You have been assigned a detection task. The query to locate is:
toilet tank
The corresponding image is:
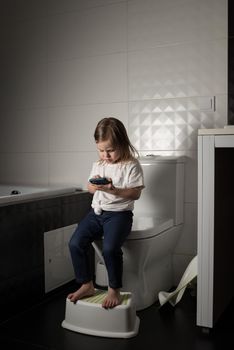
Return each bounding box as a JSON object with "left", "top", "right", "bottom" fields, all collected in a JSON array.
[{"left": 134, "top": 155, "right": 185, "bottom": 225}]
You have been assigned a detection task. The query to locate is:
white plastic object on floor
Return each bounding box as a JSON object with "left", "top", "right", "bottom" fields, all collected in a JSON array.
[
  {"left": 158, "top": 255, "right": 197, "bottom": 307},
  {"left": 61, "top": 289, "right": 140, "bottom": 338}
]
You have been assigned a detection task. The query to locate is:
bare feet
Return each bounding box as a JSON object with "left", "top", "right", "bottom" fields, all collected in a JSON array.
[
  {"left": 102, "top": 287, "right": 121, "bottom": 309},
  {"left": 67, "top": 281, "right": 95, "bottom": 303}
]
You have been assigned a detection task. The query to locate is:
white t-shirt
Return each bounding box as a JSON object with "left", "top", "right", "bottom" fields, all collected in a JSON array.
[{"left": 89, "top": 159, "right": 144, "bottom": 212}]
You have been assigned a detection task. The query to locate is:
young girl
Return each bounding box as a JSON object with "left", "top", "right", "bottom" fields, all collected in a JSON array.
[{"left": 68, "top": 117, "right": 144, "bottom": 308}]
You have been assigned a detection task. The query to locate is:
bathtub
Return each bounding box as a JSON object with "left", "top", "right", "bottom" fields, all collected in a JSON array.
[
  {"left": 0, "top": 184, "right": 92, "bottom": 322},
  {"left": 0, "top": 184, "right": 80, "bottom": 206}
]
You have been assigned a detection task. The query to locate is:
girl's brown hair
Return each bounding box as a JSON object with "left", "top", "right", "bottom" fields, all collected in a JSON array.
[{"left": 94, "top": 117, "right": 139, "bottom": 161}]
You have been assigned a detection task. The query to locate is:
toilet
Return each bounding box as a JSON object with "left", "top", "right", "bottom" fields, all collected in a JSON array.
[{"left": 93, "top": 155, "right": 185, "bottom": 311}]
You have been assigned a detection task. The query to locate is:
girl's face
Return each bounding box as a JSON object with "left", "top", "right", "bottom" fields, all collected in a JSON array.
[{"left": 96, "top": 140, "right": 120, "bottom": 163}]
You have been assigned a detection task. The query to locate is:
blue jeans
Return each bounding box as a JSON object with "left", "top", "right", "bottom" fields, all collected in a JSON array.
[{"left": 69, "top": 209, "right": 133, "bottom": 289}]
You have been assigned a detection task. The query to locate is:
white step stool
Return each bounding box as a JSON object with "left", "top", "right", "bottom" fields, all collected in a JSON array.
[{"left": 61, "top": 289, "right": 140, "bottom": 338}]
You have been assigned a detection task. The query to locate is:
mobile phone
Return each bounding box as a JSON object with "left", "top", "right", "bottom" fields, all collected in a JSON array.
[{"left": 89, "top": 177, "right": 111, "bottom": 185}]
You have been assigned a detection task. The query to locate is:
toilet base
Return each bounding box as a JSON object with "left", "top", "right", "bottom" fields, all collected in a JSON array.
[
  {"left": 93, "top": 225, "right": 183, "bottom": 311},
  {"left": 62, "top": 289, "right": 140, "bottom": 338}
]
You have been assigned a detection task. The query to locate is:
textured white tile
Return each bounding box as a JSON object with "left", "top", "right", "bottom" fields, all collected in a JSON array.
[
  {"left": 129, "top": 96, "right": 227, "bottom": 152},
  {"left": 49, "top": 103, "right": 128, "bottom": 152},
  {"left": 128, "top": 0, "right": 227, "bottom": 50},
  {"left": 49, "top": 152, "right": 98, "bottom": 188},
  {"left": 0, "top": 109, "right": 48, "bottom": 153},
  {"left": 0, "top": 153, "right": 49, "bottom": 185},
  {"left": 128, "top": 39, "right": 227, "bottom": 101},
  {"left": 128, "top": 45, "right": 189, "bottom": 101}
]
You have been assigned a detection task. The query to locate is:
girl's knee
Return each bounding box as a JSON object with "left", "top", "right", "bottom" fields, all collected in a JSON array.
[
  {"left": 102, "top": 246, "right": 122, "bottom": 259},
  {"left": 68, "top": 236, "right": 77, "bottom": 252},
  {"left": 69, "top": 233, "right": 83, "bottom": 250},
  {"left": 69, "top": 231, "right": 91, "bottom": 253}
]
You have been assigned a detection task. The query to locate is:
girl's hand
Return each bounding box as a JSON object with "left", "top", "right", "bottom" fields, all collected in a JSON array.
[
  {"left": 92, "top": 178, "right": 113, "bottom": 191},
  {"left": 87, "top": 175, "right": 101, "bottom": 193},
  {"left": 87, "top": 176, "right": 113, "bottom": 193}
]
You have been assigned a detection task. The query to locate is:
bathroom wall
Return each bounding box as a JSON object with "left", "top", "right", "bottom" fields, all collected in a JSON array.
[{"left": 0, "top": 0, "right": 227, "bottom": 283}]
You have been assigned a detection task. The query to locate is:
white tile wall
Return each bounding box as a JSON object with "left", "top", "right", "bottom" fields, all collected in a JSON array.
[
  {"left": 1, "top": 0, "right": 48, "bottom": 20},
  {"left": 128, "top": 39, "right": 227, "bottom": 100},
  {"left": 47, "top": 3, "right": 127, "bottom": 61},
  {"left": 82, "top": 3, "right": 127, "bottom": 56},
  {"left": 128, "top": 95, "right": 227, "bottom": 152},
  {"left": 128, "top": 0, "right": 227, "bottom": 50},
  {"left": 48, "top": 103, "right": 128, "bottom": 152},
  {"left": 47, "top": 12, "right": 85, "bottom": 62},
  {"left": 1, "top": 60, "right": 48, "bottom": 109},
  {"left": 47, "top": 59, "right": 85, "bottom": 106},
  {"left": 14, "top": 61, "right": 48, "bottom": 108},
  {"left": 82, "top": 53, "right": 128, "bottom": 104},
  {"left": 48, "top": 152, "right": 97, "bottom": 188},
  {"left": 0, "top": 153, "right": 49, "bottom": 185},
  {"left": 0, "top": 0, "right": 228, "bottom": 279},
  {"left": 48, "top": 53, "right": 127, "bottom": 106},
  {"left": 1, "top": 18, "right": 48, "bottom": 63},
  {"left": 0, "top": 109, "right": 48, "bottom": 153},
  {"left": 47, "top": 0, "right": 126, "bottom": 15}
]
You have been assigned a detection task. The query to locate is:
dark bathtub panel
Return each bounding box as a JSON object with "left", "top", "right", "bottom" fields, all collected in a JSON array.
[
  {"left": 0, "top": 202, "right": 61, "bottom": 280},
  {"left": 0, "top": 191, "right": 92, "bottom": 322},
  {"left": 62, "top": 192, "right": 92, "bottom": 226}
]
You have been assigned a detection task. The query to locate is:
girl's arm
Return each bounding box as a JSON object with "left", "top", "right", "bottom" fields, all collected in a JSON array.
[
  {"left": 110, "top": 186, "right": 143, "bottom": 200},
  {"left": 92, "top": 182, "right": 144, "bottom": 200}
]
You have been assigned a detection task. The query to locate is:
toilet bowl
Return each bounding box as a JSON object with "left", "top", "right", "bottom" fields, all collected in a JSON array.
[{"left": 94, "top": 155, "right": 185, "bottom": 310}]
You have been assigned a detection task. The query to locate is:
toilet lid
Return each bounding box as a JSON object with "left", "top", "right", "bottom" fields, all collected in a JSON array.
[{"left": 127, "top": 217, "right": 174, "bottom": 240}]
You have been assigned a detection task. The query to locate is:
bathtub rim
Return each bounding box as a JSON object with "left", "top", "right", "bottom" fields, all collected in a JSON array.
[{"left": 0, "top": 184, "right": 84, "bottom": 207}]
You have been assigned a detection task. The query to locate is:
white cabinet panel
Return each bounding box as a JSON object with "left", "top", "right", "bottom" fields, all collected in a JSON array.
[
  {"left": 44, "top": 224, "right": 77, "bottom": 293},
  {"left": 197, "top": 131, "right": 234, "bottom": 329}
]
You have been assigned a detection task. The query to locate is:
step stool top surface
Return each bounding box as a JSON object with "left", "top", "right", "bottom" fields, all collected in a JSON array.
[{"left": 80, "top": 289, "right": 131, "bottom": 305}]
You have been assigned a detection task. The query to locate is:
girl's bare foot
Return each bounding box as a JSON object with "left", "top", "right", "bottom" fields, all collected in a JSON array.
[
  {"left": 67, "top": 281, "right": 95, "bottom": 303},
  {"left": 102, "top": 287, "right": 121, "bottom": 309}
]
